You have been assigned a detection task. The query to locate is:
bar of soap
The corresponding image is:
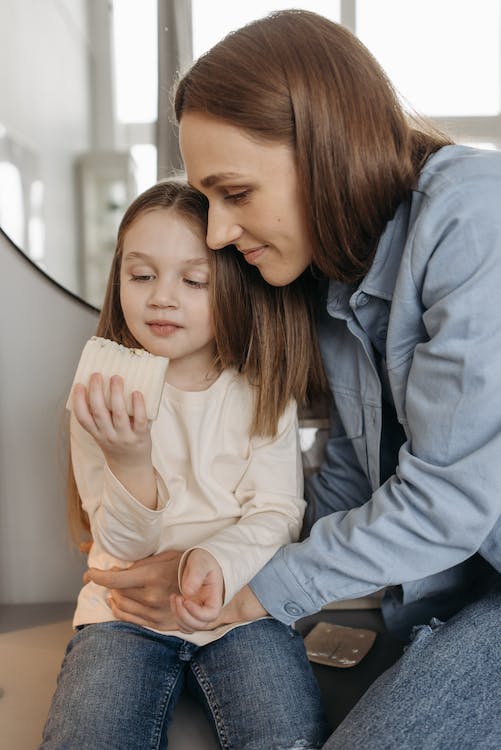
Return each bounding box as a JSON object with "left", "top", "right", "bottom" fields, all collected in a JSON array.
[
  {"left": 66, "top": 337, "right": 169, "bottom": 421},
  {"left": 304, "top": 622, "right": 376, "bottom": 668}
]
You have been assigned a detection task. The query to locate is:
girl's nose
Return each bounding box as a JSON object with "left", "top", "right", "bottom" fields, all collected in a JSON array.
[
  {"left": 148, "top": 279, "right": 178, "bottom": 308},
  {"left": 206, "top": 205, "right": 243, "bottom": 250}
]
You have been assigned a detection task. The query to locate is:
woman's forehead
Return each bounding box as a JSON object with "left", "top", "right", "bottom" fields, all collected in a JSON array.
[{"left": 179, "top": 112, "right": 293, "bottom": 186}]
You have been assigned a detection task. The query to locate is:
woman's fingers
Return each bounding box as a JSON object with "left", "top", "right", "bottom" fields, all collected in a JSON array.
[{"left": 107, "top": 595, "right": 179, "bottom": 630}]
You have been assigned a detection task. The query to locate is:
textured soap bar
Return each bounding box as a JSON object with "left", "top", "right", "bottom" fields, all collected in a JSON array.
[
  {"left": 304, "top": 622, "right": 376, "bottom": 668},
  {"left": 66, "top": 337, "right": 169, "bottom": 421}
]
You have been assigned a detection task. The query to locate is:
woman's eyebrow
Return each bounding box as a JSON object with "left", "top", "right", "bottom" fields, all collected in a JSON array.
[{"left": 200, "top": 171, "right": 241, "bottom": 188}]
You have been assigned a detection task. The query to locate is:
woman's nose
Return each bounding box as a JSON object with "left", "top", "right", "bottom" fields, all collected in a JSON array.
[{"left": 206, "top": 205, "right": 242, "bottom": 250}]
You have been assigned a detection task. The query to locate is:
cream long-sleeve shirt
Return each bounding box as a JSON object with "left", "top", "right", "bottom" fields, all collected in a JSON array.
[{"left": 71, "top": 367, "right": 305, "bottom": 645}]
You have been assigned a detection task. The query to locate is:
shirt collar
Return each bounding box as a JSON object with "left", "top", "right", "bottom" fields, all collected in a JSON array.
[{"left": 327, "top": 197, "right": 411, "bottom": 317}]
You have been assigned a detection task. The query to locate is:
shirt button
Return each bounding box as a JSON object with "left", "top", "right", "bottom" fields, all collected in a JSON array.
[
  {"left": 357, "top": 292, "right": 370, "bottom": 306},
  {"left": 284, "top": 602, "right": 303, "bottom": 617}
]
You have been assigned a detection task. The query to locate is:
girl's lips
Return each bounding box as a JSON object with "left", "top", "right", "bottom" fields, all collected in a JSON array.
[{"left": 147, "top": 323, "right": 181, "bottom": 336}]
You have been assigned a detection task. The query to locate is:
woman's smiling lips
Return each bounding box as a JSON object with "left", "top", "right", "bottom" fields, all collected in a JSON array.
[
  {"left": 240, "top": 245, "right": 268, "bottom": 264},
  {"left": 147, "top": 321, "right": 182, "bottom": 336}
]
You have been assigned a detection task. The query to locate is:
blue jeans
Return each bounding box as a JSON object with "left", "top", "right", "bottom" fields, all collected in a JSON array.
[
  {"left": 323, "top": 571, "right": 501, "bottom": 749},
  {"left": 40, "top": 618, "right": 330, "bottom": 750}
]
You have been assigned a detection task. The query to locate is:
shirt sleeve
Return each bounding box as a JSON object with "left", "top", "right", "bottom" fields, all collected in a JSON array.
[
  {"left": 70, "top": 413, "right": 169, "bottom": 561},
  {"left": 179, "top": 400, "right": 305, "bottom": 604},
  {"left": 251, "top": 164, "right": 501, "bottom": 624}
]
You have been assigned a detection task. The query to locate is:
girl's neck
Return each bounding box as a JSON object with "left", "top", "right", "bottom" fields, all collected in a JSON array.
[{"left": 165, "top": 358, "right": 221, "bottom": 392}]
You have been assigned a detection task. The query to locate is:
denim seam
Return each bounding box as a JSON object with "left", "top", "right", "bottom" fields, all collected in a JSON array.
[
  {"left": 150, "top": 661, "right": 184, "bottom": 750},
  {"left": 190, "top": 660, "right": 231, "bottom": 750}
]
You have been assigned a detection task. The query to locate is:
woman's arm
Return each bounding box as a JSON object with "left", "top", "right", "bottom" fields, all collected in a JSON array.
[
  {"left": 87, "top": 555, "right": 266, "bottom": 630},
  {"left": 250, "top": 165, "right": 501, "bottom": 623}
]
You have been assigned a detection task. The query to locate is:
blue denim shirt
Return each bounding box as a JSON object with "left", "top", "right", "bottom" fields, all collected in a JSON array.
[{"left": 250, "top": 145, "right": 501, "bottom": 629}]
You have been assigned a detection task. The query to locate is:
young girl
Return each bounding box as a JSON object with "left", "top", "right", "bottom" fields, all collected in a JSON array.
[{"left": 40, "top": 180, "right": 329, "bottom": 750}]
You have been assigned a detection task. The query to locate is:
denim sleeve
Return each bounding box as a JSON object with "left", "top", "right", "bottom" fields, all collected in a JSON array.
[{"left": 251, "top": 161, "right": 501, "bottom": 625}]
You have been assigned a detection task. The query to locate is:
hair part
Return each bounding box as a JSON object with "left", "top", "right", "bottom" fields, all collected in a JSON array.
[
  {"left": 68, "top": 178, "right": 326, "bottom": 543},
  {"left": 175, "top": 9, "right": 453, "bottom": 283}
]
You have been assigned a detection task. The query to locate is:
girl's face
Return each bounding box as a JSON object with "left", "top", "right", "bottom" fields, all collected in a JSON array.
[
  {"left": 179, "top": 111, "right": 313, "bottom": 287},
  {"left": 120, "top": 208, "right": 216, "bottom": 383}
]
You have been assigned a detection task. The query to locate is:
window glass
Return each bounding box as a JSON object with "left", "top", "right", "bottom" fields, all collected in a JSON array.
[
  {"left": 192, "top": 1, "right": 341, "bottom": 58},
  {"left": 131, "top": 144, "right": 157, "bottom": 194},
  {"left": 113, "top": 0, "right": 158, "bottom": 123},
  {"left": 357, "top": 0, "right": 500, "bottom": 116}
]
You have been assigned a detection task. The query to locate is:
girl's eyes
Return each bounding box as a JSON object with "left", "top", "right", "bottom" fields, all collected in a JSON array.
[
  {"left": 184, "top": 278, "right": 209, "bottom": 289},
  {"left": 128, "top": 274, "right": 208, "bottom": 289},
  {"left": 131, "top": 274, "right": 155, "bottom": 282}
]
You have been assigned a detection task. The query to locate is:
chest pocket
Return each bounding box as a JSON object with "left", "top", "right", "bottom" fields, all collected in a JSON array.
[{"left": 332, "top": 391, "right": 370, "bottom": 478}]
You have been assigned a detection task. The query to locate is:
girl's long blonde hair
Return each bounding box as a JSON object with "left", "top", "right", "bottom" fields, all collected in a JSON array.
[{"left": 69, "top": 179, "right": 326, "bottom": 542}]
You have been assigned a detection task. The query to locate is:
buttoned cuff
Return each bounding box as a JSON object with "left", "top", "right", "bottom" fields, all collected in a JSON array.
[{"left": 249, "top": 548, "right": 317, "bottom": 625}]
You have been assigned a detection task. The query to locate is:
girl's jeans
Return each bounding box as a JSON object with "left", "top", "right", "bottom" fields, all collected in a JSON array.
[
  {"left": 323, "top": 571, "right": 501, "bottom": 750},
  {"left": 40, "top": 617, "right": 330, "bottom": 750}
]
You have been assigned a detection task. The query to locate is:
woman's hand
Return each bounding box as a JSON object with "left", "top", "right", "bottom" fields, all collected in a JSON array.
[
  {"left": 218, "top": 585, "right": 268, "bottom": 626},
  {"left": 86, "top": 550, "right": 269, "bottom": 632},
  {"left": 87, "top": 550, "right": 184, "bottom": 630},
  {"left": 73, "top": 373, "right": 157, "bottom": 508}
]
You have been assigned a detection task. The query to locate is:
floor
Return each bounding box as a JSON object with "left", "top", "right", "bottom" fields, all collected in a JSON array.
[{"left": 0, "top": 602, "right": 404, "bottom": 749}]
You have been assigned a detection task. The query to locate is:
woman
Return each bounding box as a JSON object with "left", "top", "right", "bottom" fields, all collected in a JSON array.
[{"left": 89, "top": 10, "right": 501, "bottom": 749}]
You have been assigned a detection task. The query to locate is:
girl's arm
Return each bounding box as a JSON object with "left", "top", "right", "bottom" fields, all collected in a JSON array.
[
  {"left": 71, "top": 373, "right": 168, "bottom": 561},
  {"left": 170, "top": 400, "right": 305, "bottom": 629},
  {"left": 73, "top": 373, "right": 156, "bottom": 508}
]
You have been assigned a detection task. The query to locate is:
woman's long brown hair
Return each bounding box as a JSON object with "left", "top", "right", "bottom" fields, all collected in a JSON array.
[
  {"left": 68, "top": 180, "right": 326, "bottom": 543},
  {"left": 175, "top": 9, "right": 453, "bottom": 283}
]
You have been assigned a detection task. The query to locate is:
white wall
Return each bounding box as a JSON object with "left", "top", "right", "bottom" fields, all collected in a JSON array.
[
  {"left": 0, "top": 0, "right": 91, "bottom": 295},
  {"left": 0, "top": 229, "right": 98, "bottom": 604}
]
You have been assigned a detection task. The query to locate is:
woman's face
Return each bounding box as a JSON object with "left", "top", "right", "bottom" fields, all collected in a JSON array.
[{"left": 179, "top": 111, "right": 313, "bottom": 286}]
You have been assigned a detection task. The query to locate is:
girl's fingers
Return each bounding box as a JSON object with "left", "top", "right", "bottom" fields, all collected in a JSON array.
[
  {"left": 72, "top": 383, "right": 99, "bottom": 435},
  {"left": 180, "top": 595, "right": 220, "bottom": 623},
  {"left": 170, "top": 594, "right": 199, "bottom": 632},
  {"left": 131, "top": 390, "right": 148, "bottom": 432},
  {"left": 171, "top": 593, "right": 218, "bottom": 631},
  {"left": 87, "top": 373, "right": 114, "bottom": 435},
  {"left": 109, "top": 375, "right": 131, "bottom": 431}
]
